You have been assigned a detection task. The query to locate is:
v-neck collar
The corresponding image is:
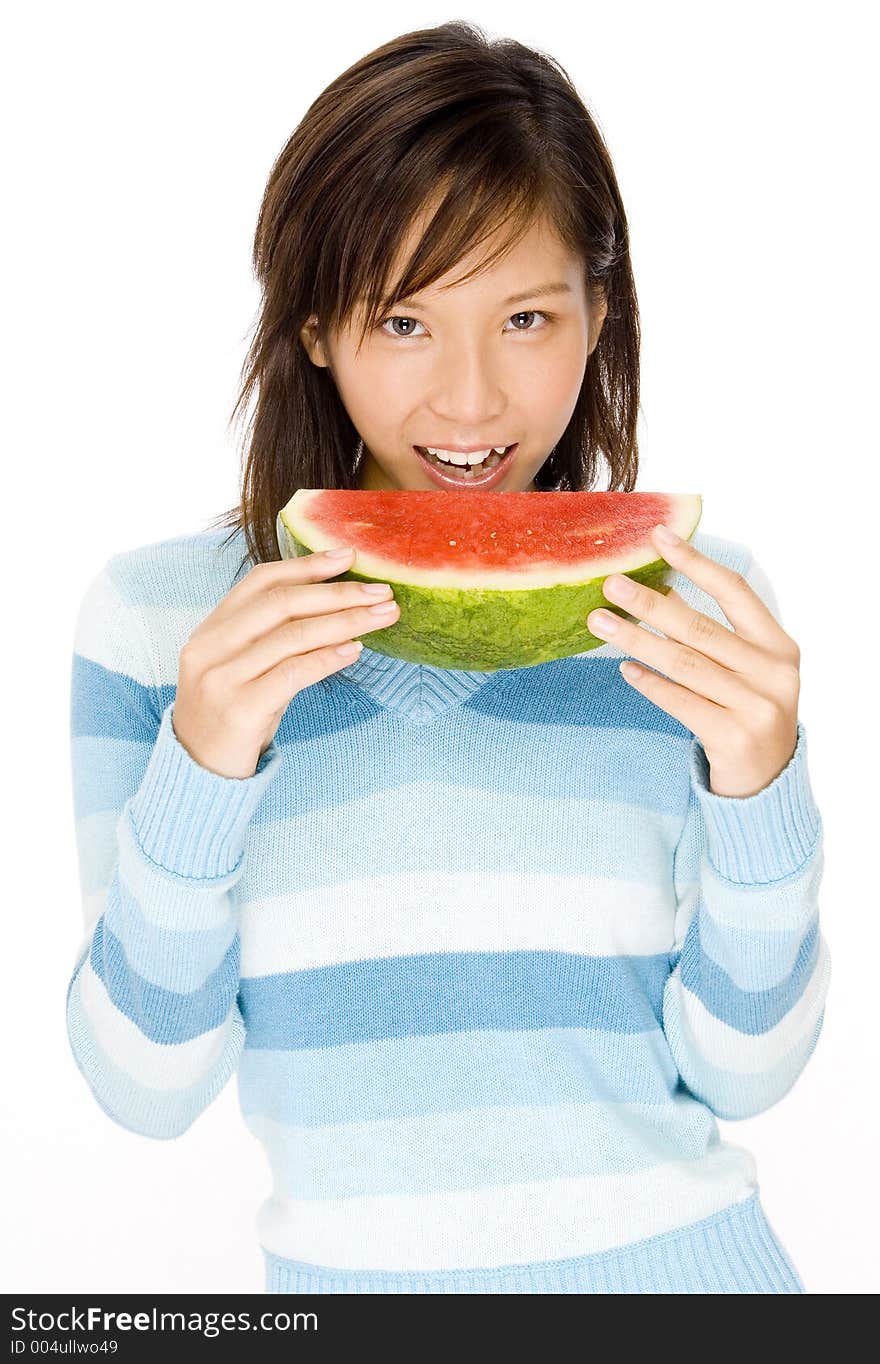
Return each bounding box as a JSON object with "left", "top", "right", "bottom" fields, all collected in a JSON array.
[
  {"left": 333, "top": 644, "right": 497, "bottom": 722},
  {"left": 332, "top": 638, "right": 626, "bottom": 722}
]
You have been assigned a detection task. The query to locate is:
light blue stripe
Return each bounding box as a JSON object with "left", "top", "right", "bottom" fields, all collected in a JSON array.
[
  {"left": 247, "top": 1096, "right": 722, "bottom": 1200},
  {"left": 104, "top": 874, "right": 238, "bottom": 992},
  {"left": 77, "top": 761, "right": 682, "bottom": 887},
  {"left": 76, "top": 795, "right": 677, "bottom": 895},
  {"left": 71, "top": 736, "right": 154, "bottom": 822},
  {"left": 237, "top": 1025, "right": 685, "bottom": 1125}
]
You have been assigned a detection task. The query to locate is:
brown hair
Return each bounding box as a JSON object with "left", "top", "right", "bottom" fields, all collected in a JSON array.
[{"left": 206, "top": 19, "right": 641, "bottom": 578}]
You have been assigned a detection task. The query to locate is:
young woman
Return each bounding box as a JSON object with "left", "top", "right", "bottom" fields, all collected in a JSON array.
[{"left": 67, "top": 21, "right": 829, "bottom": 1293}]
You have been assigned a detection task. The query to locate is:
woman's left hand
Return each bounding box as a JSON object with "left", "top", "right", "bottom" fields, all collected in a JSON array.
[{"left": 586, "top": 524, "right": 801, "bottom": 798}]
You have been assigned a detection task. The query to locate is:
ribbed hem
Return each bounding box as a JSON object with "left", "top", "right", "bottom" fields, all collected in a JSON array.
[
  {"left": 263, "top": 1192, "right": 804, "bottom": 1294},
  {"left": 127, "top": 701, "right": 283, "bottom": 879},
  {"left": 689, "top": 720, "right": 821, "bottom": 884}
]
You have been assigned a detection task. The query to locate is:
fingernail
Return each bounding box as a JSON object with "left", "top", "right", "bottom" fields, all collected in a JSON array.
[
  {"left": 589, "top": 609, "right": 620, "bottom": 634},
  {"left": 325, "top": 546, "right": 354, "bottom": 559},
  {"left": 654, "top": 523, "right": 680, "bottom": 545},
  {"left": 605, "top": 573, "right": 635, "bottom": 599}
]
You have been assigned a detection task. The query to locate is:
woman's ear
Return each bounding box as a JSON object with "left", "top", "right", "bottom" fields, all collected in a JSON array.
[{"left": 299, "top": 314, "right": 329, "bottom": 367}]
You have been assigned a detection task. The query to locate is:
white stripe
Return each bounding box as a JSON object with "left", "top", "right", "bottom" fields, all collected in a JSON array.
[
  {"left": 74, "top": 569, "right": 197, "bottom": 685},
  {"left": 663, "top": 936, "right": 831, "bottom": 1075},
  {"left": 239, "top": 870, "right": 677, "bottom": 975},
  {"left": 128, "top": 605, "right": 200, "bottom": 683},
  {"left": 73, "top": 570, "right": 155, "bottom": 684},
  {"left": 77, "top": 952, "right": 238, "bottom": 1092},
  {"left": 254, "top": 1143, "right": 757, "bottom": 1270},
  {"left": 78, "top": 888, "right": 105, "bottom": 951}
]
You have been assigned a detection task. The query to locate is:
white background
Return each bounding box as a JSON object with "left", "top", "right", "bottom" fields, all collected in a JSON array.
[{"left": 3, "top": 0, "right": 877, "bottom": 1295}]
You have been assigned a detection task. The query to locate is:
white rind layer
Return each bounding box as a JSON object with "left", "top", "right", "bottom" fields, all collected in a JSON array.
[{"left": 277, "top": 493, "right": 702, "bottom": 589}]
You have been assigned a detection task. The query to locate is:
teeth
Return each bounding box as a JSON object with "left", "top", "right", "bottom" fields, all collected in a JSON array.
[
  {"left": 417, "top": 443, "right": 515, "bottom": 481},
  {"left": 422, "top": 447, "right": 505, "bottom": 475},
  {"left": 425, "top": 445, "right": 511, "bottom": 465},
  {"left": 426, "top": 447, "right": 490, "bottom": 465}
]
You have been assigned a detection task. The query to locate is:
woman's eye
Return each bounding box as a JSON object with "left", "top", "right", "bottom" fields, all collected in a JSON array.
[
  {"left": 376, "top": 310, "right": 552, "bottom": 339},
  {"left": 506, "top": 310, "right": 551, "bottom": 333},
  {"left": 378, "top": 316, "right": 427, "bottom": 338}
]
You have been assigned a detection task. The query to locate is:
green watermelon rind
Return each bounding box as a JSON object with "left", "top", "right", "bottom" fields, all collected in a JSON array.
[{"left": 275, "top": 508, "right": 691, "bottom": 670}]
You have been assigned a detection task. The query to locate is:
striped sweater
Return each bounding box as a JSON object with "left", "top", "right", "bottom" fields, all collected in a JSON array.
[{"left": 66, "top": 524, "right": 830, "bottom": 1294}]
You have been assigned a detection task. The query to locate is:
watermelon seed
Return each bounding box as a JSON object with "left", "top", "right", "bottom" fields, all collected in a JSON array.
[
  {"left": 490, "top": 532, "right": 497, "bottom": 538},
  {"left": 449, "top": 539, "right": 457, "bottom": 546}
]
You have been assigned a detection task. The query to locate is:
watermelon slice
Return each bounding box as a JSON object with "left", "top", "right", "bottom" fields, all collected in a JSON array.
[{"left": 276, "top": 489, "right": 702, "bottom": 671}]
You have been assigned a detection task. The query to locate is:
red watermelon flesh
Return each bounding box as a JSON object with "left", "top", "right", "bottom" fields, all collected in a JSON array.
[{"left": 276, "top": 488, "right": 702, "bottom": 670}]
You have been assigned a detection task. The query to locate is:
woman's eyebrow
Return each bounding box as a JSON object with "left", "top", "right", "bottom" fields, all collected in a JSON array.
[
  {"left": 501, "top": 281, "right": 573, "bottom": 306},
  {"left": 396, "top": 281, "right": 574, "bottom": 307}
]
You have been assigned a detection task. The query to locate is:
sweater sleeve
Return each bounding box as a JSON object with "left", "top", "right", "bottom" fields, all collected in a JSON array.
[
  {"left": 66, "top": 560, "right": 283, "bottom": 1140},
  {"left": 660, "top": 551, "right": 831, "bottom": 1120}
]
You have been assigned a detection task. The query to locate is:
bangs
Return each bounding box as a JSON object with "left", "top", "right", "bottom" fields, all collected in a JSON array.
[{"left": 329, "top": 169, "right": 563, "bottom": 354}]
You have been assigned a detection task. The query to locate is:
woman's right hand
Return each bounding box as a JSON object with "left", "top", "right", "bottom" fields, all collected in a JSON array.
[{"left": 171, "top": 546, "right": 399, "bottom": 778}]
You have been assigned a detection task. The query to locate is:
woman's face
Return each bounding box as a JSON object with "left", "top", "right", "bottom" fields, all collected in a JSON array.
[{"left": 300, "top": 210, "right": 607, "bottom": 493}]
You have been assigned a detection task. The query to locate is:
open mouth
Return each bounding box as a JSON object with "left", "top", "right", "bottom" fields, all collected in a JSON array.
[{"left": 414, "top": 443, "right": 518, "bottom": 484}]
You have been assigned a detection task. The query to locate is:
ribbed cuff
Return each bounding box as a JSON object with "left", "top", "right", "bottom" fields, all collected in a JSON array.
[
  {"left": 689, "top": 720, "right": 821, "bottom": 885},
  {"left": 127, "top": 701, "right": 283, "bottom": 880}
]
